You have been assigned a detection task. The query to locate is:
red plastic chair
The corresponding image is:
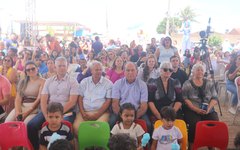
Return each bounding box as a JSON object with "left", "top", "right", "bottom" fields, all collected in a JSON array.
[
  {"left": 193, "top": 121, "right": 229, "bottom": 150},
  {"left": 0, "top": 121, "right": 33, "bottom": 150},
  {"left": 135, "top": 119, "right": 148, "bottom": 133}
]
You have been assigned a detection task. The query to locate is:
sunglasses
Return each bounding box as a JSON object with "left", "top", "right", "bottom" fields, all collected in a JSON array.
[
  {"left": 162, "top": 68, "right": 173, "bottom": 73},
  {"left": 26, "top": 67, "right": 36, "bottom": 72}
]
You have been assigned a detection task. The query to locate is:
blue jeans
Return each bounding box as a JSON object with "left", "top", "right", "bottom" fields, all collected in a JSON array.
[
  {"left": 27, "top": 112, "right": 76, "bottom": 149},
  {"left": 108, "top": 112, "right": 152, "bottom": 133},
  {"left": 226, "top": 79, "right": 238, "bottom": 107}
]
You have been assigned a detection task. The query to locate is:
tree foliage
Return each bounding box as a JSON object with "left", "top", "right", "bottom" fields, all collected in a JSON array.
[
  {"left": 208, "top": 34, "right": 223, "bottom": 47},
  {"left": 156, "top": 17, "right": 182, "bottom": 35},
  {"left": 156, "top": 6, "right": 197, "bottom": 35},
  {"left": 179, "top": 6, "right": 197, "bottom": 22}
]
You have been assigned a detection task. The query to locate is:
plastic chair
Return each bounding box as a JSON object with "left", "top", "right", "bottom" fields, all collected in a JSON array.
[
  {"left": 78, "top": 121, "right": 110, "bottom": 150},
  {"left": 233, "top": 76, "right": 240, "bottom": 124},
  {"left": 0, "top": 121, "right": 34, "bottom": 150},
  {"left": 193, "top": 121, "right": 228, "bottom": 150},
  {"left": 135, "top": 119, "right": 148, "bottom": 133},
  {"left": 154, "top": 119, "right": 188, "bottom": 150}
]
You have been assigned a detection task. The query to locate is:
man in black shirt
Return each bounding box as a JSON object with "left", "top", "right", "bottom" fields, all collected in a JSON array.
[{"left": 170, "top": 55, "right": 188, "bottom": 86}]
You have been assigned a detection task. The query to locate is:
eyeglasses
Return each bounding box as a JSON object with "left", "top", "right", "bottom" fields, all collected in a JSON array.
[
  {"left": 162, "top": 68, "right": 173, "bottom": 72},
  {"left": 26, "top": 67, "right": 36, "bottom": 72},
  {"left": 4, "top": 59, "right": 11, "bottom": 62}
]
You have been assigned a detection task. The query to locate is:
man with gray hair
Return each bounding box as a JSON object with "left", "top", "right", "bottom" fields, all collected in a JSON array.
[
  {"left": 27, "top": 57, "right": 79, "bottom": 149},
  {"left": 73, "top": 60, "right": 113, "bottom": 136},
  {"left": 109, "top": 62, "right": 151, "bottom": 131}
]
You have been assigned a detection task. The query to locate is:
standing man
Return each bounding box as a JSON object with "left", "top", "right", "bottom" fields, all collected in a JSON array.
[
  {"left": 170, "top": 55, "right": 188, "bottom": 86},
  {"left": 73, "top": 61, "right": 112, "bottom": 135},
  {"left": 0, "top": 74, "right": 11, "bottom": 122},
  {"left": 92, "top": 36, "right": 103, "bottom": 55},
  {"left": 27, "top": 57, "right": 79, "bottom": 149},
  {"left": 109, "top": 62, "right": 151, "bottom": 131}
]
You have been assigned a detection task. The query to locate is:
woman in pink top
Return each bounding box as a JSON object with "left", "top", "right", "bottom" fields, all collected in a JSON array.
[{"left": 106, "top": 56, "right": 125, "bottom": 83}]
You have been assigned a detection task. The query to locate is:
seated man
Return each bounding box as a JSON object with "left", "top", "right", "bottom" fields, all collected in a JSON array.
[
  {"left": 109, "top": 62, "right": 151, "bottom": 131},
  {"left": 73, "top": 60, "right": 113, "bottom": 136},
  {"left": 27, "top": 57, "right": 79, "bottom": 149},
  {"left": 0, "top": 74, "right": 11, "bottom": 122}
]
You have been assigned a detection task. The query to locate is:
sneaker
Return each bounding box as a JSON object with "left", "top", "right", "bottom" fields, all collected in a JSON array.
[{"left": 228, "top": 107, "right": 236, "bottom": 115}]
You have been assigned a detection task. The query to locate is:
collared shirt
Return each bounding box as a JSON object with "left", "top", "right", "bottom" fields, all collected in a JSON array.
[
  {"left": 41, "top": 74, "right": 79, "bottom": 106},
  {"left": 112, "top": 77, "right": 148, "bottom": 109},
  {"left": 79, "top": 76, "right": 113, "bottom": 111}
]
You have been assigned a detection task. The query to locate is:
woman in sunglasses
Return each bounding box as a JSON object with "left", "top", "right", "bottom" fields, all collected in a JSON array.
[
  {"left": 5, "top": 61, "right": 45, "bottom": 124},
  {"left": 0, "top": 56, "right": 18, "bottom": 113},
  {"left": 182, "top": 63, "right": 219, "bottom": 149},
  {"left": 147, "top": 61, "right": 183, "bottom": 124}
]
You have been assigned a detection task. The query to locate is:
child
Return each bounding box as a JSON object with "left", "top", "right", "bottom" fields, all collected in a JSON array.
[
  {"left": 48, "top": 139, "right": 74, "bottom": 150},
  {"left": 39, "top": 102, "right": 74, "bottom": 150},
  {"left": 111, "top": 103, "right": 145, "bottom": 148},
  {"left": 151, "top": 106, "right": 183, "bottom": 150}
]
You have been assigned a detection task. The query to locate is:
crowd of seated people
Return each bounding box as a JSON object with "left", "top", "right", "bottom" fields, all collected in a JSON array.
[{"left": 0, "top": 33, "right": 239, "bottom": 150}]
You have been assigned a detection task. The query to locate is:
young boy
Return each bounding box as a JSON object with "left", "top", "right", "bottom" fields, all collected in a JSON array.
[
  {"left": 39, "top": 102, "right": 74, "bottom": 150},
  {"left": 151, "top": 106, "right": 183, "bottom": 150}
]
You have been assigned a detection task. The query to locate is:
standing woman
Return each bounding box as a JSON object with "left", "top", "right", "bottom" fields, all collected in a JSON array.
[
  {"left": 138, "top": 54, "right": 160, "bottom": 82},
  {"left": 0, "top": 56, "right": 18, "bottom": 113},
  {"left": 182, "top": 63, "right": 219, "bottom": 149},
  {"left": 155, "top": 36, "right": 180, "bottom": 65},
  {"left": 5, "top": 61, "right": 45, "bottom": 124}
]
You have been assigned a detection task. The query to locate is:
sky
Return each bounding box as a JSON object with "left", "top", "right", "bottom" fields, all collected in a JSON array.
[{"left": 0, "top": 0, "right": 239, "bottom": 37}]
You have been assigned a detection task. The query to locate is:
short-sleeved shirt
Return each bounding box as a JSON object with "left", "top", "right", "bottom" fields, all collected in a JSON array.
[
  {"left": 79, "top": 76, "right": 113, "bottom": 111},
  {"left": 152, "top": 126, "right": 182, "bottom": 150},
  {"left": 111, "top": 122, "right": 145, "bottom": 143},
  {"left": 158, "top": 46, "right": 177, "bottom": 63},
  {"left": 112, "top": 77, "right": 148, "bottom": 109},
  {"left": 39, "top": 123, "right": 73, "bottom": 147},
  {"left": 41, "top": 74, "right": 79, "bottom": 108}
]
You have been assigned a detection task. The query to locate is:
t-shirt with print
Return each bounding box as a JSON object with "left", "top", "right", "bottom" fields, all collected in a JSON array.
[
  {"left": 152, "top": 126, "right": 182, "bottom": 150},
  {"left": 39, "top": 123, "right": 73, "bottom": 147},
  {"left": 111, "top": 122, "right": 145, "bottom": 144}
]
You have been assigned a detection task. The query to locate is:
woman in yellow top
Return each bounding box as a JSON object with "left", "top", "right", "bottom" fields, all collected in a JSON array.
[{"left": 0, "top": 56, "right": 18, "bottom": 113}]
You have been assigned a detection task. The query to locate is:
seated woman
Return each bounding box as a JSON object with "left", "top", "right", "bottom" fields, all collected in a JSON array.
[
  {"left": 182, "top": 63, "right": 219, "bottom": 149},
  {"left": 227, "top": 53, "right": 240, "bottom": 114},
  {"left": 0, "top": 56, "right": 18, "bottom": 113},
  {"left": 138, "top": 54, "right": 160, "bottom": 82},
  {"left": 106, "top": 56, "right": 124, "bottom": 83},
  {"left": 147, "top": 61, "right": 183, "bottom": 123},
  {"left": 5, "top": 61, "right": 45, "bottom": 124},
  {"left": 42, "top": 59, "right": 56, "bottom": 79}
]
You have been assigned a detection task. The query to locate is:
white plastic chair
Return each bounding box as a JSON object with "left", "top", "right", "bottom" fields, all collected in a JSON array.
[
  {"left": 233, "top": 76, "right": 240, "bottom": 124},
  {"left": 218, "top": 70, "right": 232, "bottom": 106}
]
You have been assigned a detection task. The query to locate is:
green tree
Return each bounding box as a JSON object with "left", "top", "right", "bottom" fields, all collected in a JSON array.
[
  {"left": 156, "top": 17, "right": 181, "bottom": 35},
  {"left": 179, "top": 6, "right": 197, "bottom": 22},
  {"left": 156, "top": 6, "right": 197, "bottom": 35},
  {"left": 208, "top": 34, "right": 223, "bottom": 47}
]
